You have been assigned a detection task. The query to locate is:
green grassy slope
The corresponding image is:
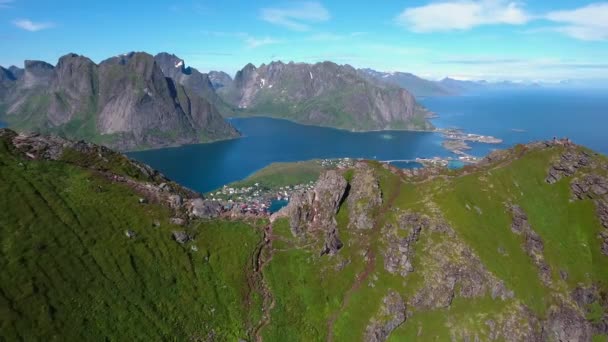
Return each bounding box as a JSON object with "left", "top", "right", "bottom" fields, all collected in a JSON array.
[
  {"left": 2, "top": 130, "right": 608, "bottom": 341},
  {"left": 227, "top": 160, "right": 324, "bottom": 190},
  {"left": 259, "top": 145, "right": 608, "bottom": 340},
  {"left": 0, "top": 136, "right": 263, "bottom": 341}
]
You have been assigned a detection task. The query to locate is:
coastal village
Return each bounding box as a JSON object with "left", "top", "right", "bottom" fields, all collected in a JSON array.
[
  {"left": 205, "top": 129, "right": 503, "bottom": 215},
  {"left": 206, "top": 158, "right": 356, "bottom": 215}
]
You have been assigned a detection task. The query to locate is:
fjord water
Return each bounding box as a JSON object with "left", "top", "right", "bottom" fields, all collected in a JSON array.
[
  {"left": 128, "top": 88, "right": 608, "bottom": 193},
  {"left": 128, "top": 118, "right": 446, "bottom": 192}
]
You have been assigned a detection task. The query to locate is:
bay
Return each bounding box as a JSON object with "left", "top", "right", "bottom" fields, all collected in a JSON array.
[
  {"left": 129, "top": 88, "right": 608, "bottom": 193},
  {"left": 128, "top": 117, "right": 446, "bottom": 193}
]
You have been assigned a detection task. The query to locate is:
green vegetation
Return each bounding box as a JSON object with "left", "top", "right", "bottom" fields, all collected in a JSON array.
[
  {"left": 228, "top": 160, "right": 323, "bottom": 190},
  {"left": 1, "top": 130, "right": 607, "bottom": 340},
  {"left": 0, "top": 136, "right": 262, "bottom": 340}
]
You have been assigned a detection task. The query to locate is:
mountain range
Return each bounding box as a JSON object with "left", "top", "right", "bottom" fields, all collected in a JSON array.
[
  {"left": 359, "top": 68, "right": 544, "bottom": 97},
  {"left": 2, "top": 128, "right": 607, "bottom": 340},
  {"left": 0, "top": 53, "right": 443, "bottom": 150},
  {"left": 0, "top": 53, "right": 240, "bottom": 150},
  {"left": 213, "top": 61, "right": 433, "bottom": 131}
]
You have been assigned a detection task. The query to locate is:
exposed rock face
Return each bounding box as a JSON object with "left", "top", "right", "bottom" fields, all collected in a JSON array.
[
  {"left": 410, "top": 220, "right": 513, "bottom": 310},
  {"left": 383, "top": 213, "right": 426, "bottom": 277},
  {"left": 1, "top": 52, "right": 239, "bottom": 150},
  {"left": 153, "top": 53, "right": 234, "bottom": 117},
  {"left": 546, "top": 149, "right": 591, "bottom": 184},
  {"left": 348, "top": 164, "right": 382, "bottom": 230},
  {"left": 364, "top": 291, "right": 406, "bottom": 342},
  {"left": 569, "top": 174, "right": 608, "bottom": 255},
  {"left": 280, "top": 170, "right": 348, "bottom": 236},
  {"left": 208, "top": 71, "right": 233, "bottom": 90},
  {"left": 219, "top": 61, "right": 432, "bottom": 131},
  {"left": 571, "top": 174, "right": 608, "bottom": 200},
  {"left": 543, "top": 304, "right": 592, "bottom": 342},
  {"left": 188, "top": 198, "right": 222, "bottom": 219},
  {"left": 509, "top": 205, "right": 552, "bottom": 285},
  {"left": 483, "top": 305, "right": 542, "bottom": 342},
  {"left": 275, "top": 170, "right": 348, "bottom": 255},
  {"left": 8, "top": 66, "right": 24, "bottom": 80}
]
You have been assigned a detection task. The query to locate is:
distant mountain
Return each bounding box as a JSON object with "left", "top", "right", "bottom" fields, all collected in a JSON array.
[
  {"left": 0, "top": 52, "right": 239, "bottom": 150},
  {"left": 208, "top": 71, "right": 233, "bottom": 90},
  {"left": 153, "top": 53, "right": 234, "bottom": 117},
  {"left": 359, "top": 68, "right": 453, "bottom": 97},
  {"left": 438, "top": 77, "right": 487, "bottom": 94},
  {"left": 8, "top": 66, "right": 24, "bottom": 80},
  {"left": 218, "top": 61, "right": 433, "bottom": 131}
]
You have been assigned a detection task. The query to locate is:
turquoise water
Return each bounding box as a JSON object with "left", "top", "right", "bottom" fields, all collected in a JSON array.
[{"left": 129, "top": 88, "right": 608, "bottom": 193}]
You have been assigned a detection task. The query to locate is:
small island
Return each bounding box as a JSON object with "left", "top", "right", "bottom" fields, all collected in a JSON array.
[{"left": 437, "top": 128, "right": 502, "bottom": 161}]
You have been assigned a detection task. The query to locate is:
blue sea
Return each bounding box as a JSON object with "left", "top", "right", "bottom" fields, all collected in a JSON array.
[{"left": 127, "top": 88, "right": 608, "bottom": 193}]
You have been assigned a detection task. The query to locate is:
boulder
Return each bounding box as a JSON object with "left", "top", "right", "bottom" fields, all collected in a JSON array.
[
  {"left": 189, "top": 198, "right": 222, "bottom": 219},
  {"left": 172, "top": 231, "right": 190, "bottom": 244}
]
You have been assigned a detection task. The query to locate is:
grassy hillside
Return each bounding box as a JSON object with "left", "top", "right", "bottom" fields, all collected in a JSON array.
[
  {"left": 228, "top": 160, "right": 324, "bottom": 190},
  {"left": 2, "top": 130, "right": 608, "bottom": 340},
  {"left": 261, "top": 144, "right": 608, "bottom": 340},
  {"left": 0, "top": 133, "right": 263, "bottom": 341}
]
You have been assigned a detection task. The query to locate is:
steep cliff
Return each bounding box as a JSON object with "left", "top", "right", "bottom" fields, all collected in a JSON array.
[
  {"left": 0, "top": 52, "right": 239, "bottom": 150},
  {"left": 219, "top": 61, "right": 433, "bottom": 131}
]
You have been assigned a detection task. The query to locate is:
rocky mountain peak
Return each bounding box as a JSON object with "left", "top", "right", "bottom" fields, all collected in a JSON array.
[
  {"left": 208, "top": 71, "right": 233, "bottom": 90},
  {"left": 0, "top": 66, "right": 16, "bottom": 82},
  {"left": 8, "top": 66, "right": 24, "bottom": 80}
]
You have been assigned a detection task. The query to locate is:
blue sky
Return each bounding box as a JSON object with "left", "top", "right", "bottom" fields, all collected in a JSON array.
[{"left": 1, "top": 0, "right": 607, "bottom": 81}]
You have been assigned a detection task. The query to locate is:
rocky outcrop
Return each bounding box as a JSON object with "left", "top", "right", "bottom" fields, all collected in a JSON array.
[
  {"left": 274, "top": 170, "right": 348, "bottom": 255},
  {"left": 383, "top": 213, "right": 426, "bottom": 277},
  {"left": 509, "top": 205, "right": 552, "bottom": 285},
  {"left": 542, "top": 304, "right": 592, "bottom": 342},
  {"left": 571, "top": 174, "right": 608, "bottom": 200},
  {"left": 348, "top": 164, "right": 382, "bottom": 230},
  {"left": 188, "top": 198, "right": 222, "bottom": 219},
  {"left": 410, "top": 220, "right": 513, "bottom": 309},
  {"left": 0, "top": 128, "right": 204, "bottom": 215},
  {"left": 546, "top": 149, "right": 592, "bottom": 184},
  {"left": 569, "top": 174, "right": 608, "bottom": 255},
  {"left": 208, "top": 71, "right": 233, "bottom": 90},
  {"left": 364, "top": 291, "right": 406, "bottom": 342},
  {"left": 278, "top": 170, "right": 348, "bottom": 235},
  {"left": 219, "top": 61, "right": 432, "bottom": 131},
  {"left": 153, "top": 53, "right": 234, "bottom": 117},
  {"left": 1, "top": 52, "right": 239, "bottom": 151}
]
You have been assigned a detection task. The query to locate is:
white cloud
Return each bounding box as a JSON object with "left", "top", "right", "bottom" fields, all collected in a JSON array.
[
  {"left": 546, "top": 2, "right": 608, "bottom": 41},
  {"left": 245, "top": 36, "right": 282, "bottom": 48},
  {"left": 13, "top": 19, "right": 54, "bottom": 31},
  {"left": 396, "top": 0, "right": 529, "bottom": 32},
  {"left": 260, "top": 2, "right": 330, "bottom": 31}
]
